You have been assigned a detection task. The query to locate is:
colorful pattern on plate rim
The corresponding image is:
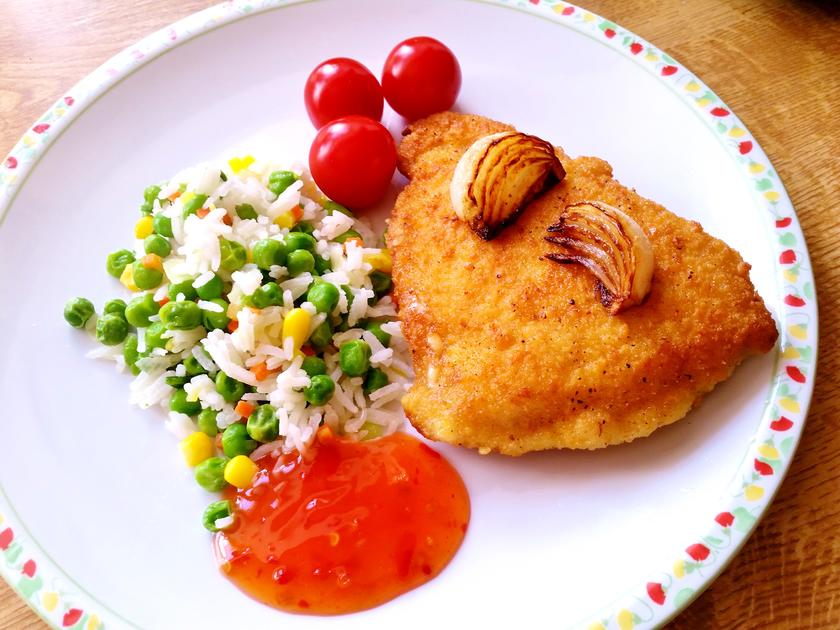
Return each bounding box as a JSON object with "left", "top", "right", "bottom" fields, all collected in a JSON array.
[{"left": 0, "top": 1, "right": 816, "bottom": 628}]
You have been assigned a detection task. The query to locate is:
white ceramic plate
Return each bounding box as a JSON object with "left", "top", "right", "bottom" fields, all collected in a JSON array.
[{"left": 0, "top": 1, "right": 817, "bottom": 629}]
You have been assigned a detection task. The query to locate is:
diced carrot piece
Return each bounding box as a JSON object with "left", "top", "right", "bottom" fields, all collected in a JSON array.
[
  {"left": 301, "top": 345, "right": 315, "bottom": 356},
  {"left": 157, "top": 296, "right": 170, "bottom": 307},
  {"left": 196, "top": 207, "right": 210, "bottom": 219},
  {"left": 235, "top": 400, "right": 255, "bottom": 418},
  {"left": 222, "top": 213, "right": 233, "bottom": 226},
  {"left": 343, "top": 237, "right": 364, "bottom": 252},
  {"left": 291, "top": 206, "right": 304, "bottom": 222},
  {"left": 167, "top": 190, "right": 182, "bottom": 202},
  {"left": 227, "top": 319, "right": 239, "bottom": 333},
  {"left": 250, "top": 362, "right": 269, "bottom": 382}
]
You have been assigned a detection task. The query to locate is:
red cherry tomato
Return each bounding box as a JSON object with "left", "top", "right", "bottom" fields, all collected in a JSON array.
[
  {"left": 304, "top": 58, "right": 384, "bottom": 128},
  {"left": 309, "top": 116, "right": 397, "bottom": 210},
  {"left": 381, "top": 37, "right": 461, "bottom": 121}
]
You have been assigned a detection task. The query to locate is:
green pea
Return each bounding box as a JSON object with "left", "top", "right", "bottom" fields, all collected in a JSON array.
[
  {"left": 96, "top": 313, "right": 129, "bottom": 346},
  {"left": 285, "top": 232, "right": 317, "bottom": 253},
  {"left": 333, "top": 229, "right": 362, "bottom": 244},
  {"left": 160, "top": 300, "right": 202, "bottom": 330},
  {"left": 182, "top": 193, "right": 209, "bottom": 218},
  {"left": 246, "top": 405, "right": 279, "bottom": 443},
  {"left": 307, "top": 281, "right": 340, "bottom": 314},
  {"left": 165, "top": 375, "right": 189, "bottom": 388},
  {"left": 365, "top": 321, "right": 391, "bottom": 347},
  {"left": 106, "top": 249, "right": 135, "bottom": 278},
  {"left": 235, "top": 203, "right": 258, "bottom": 220},
  {"left": 309, "top": 320, "right": 333, "bottom": 350},
  {"left": 124, "top": 293, "right": 158, "bottom": 328},
  {"left": 184, "top": 355, "right": 207, "bottom": 376},
  {"left": 132, "top": 260, "right": 164, "bottom": 290},
  {"left": 304, "top": 374, "right": 335, "bottom": 406},
  {"left": 301, "top": 356, "right": 327, "bottom": 378},
  {"left": 363, "top": 367, "right": 389, "bottom": 395},
  {"left": 197, "top": 408, "right": 219, "bottom": 437},
  {"left": 153, "top": 213, "right": 173, "bottom": 237},
  {"left": 268, "top": 170, "right": 297, "bottom": 196},
  {"left": 63, "top": 297, "right": 95, "bottom": 328},
  {"left": 144, "top": 184, "right": 161, "bottom": 203},
  {"left": 219, "top": 238, "right": 247, "bottom": 272},
  {"left": 252, "top": 239, "right": 287, "bottom": 270},
  {"left": 195, "top": 457, "right": 227, "bottom": 492},
  {"left": 221, "top": 423, "right": 257, "bottom": 457},
  {"left": 144, "top": 321, "right": 168, "bottom": 351},
  {"left": 123, "top": 333, "right": 140, "bottom": 375},
  {"left": 202, "top": 299, "right": 230, "bottom": 331},
  {"left": 341, "top": 285, "right": 354, "bottom": 310},
  {"left": 292, "top": 221, "right": 315, "bottom": 236},
  {"left": 144, "top": 234, "right": 171, "bottom": 257},
  {"left": 250, "top": 282, "right": 283, "bottom": 309},
  {"left": 323, "top": 200, "right": 353, "bottom": 216},
  {"left": 168, "top": 279, "right": 198, "bottom": 302},
  {"left": 169, "top": 388, "right": 201, "bottom": 416},
  {"left": 196, "top": 274, "right": 224, "bottom": 300},
  {"left": 339, "top": 340, "right": 371, "bottom": 377},
  {"left": 313, "top": 254, "right": 332, "bottom": 275},
  {"left": 139, "top": 201, "right": 154, "bottom": 215},
  {"left": 102, "top": 298, "right": 127, "bottom": 320},
  {"left": 370, "top": 270, "right": 392, "bottom": 297},
  {"left": 202, "top": 500, "right": 233, "bottom": 532},
  {"left": 215, "top": 371, "right": 246, "bottom": 404},
  {"left": 287, "top": 249, "right": 315, "bottom": 276}
]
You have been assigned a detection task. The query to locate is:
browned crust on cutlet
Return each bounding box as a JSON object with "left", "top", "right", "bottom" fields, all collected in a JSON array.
[{"left": 388, "top": 112, "right": 778, "bottom": 456}]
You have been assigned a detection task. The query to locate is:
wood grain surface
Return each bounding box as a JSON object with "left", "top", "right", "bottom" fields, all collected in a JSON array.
[{"left": 1, "top": 0, "right": 838, "bottom": 628}]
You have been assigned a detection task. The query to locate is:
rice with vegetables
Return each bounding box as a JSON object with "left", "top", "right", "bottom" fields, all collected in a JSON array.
[{"left": 67, "top": 155, "right": 411, "bottom": 465}]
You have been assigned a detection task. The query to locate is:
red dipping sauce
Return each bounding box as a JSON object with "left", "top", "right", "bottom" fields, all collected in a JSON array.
[{"left": 215, "top": 428, "right": 470, "bottom": 615}]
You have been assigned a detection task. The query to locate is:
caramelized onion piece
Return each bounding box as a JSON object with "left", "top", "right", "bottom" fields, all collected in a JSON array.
[
  {"left": 451, "top": 131, "right": 565, "bottom": 239},
  {"left": 545, "top": 201, "right": 654, "bottom": 314}
]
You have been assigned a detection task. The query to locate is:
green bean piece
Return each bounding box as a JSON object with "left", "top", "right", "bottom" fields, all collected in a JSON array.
[
  {"left": 304, "top": 374, "right": 335, "bottom": 406},
  {"left": 323, "top": 200, "right": 354, "bottom": 217},
  {"left": 306, "top": 281, "right": 340, "bottom": 314},
  {"left": 160, "top": 300, "right": 202, "bottom": 330},
  {"left": 286, "top": 249, "right": 315, "bottom": 277},
  {"left": 168, "top": 279, "right": 198, "bottom": 302},
  {"left": 221, "top": 423, "right": 257, "bottom": 457},
  {"left": 291, "top": 221, "right": 315, "bottom": 236},
  {"left": 215, "top": 371, "right": 246, "bottom": 404},
  {"left": 195, "top": 274, "right": 224, "bottom": 300},
  {"left": 313, "top": 254, "right": 332, "bottom": 275},
  {"left": 246, "top": 405, "right": 279, "bottom": 443},
  {"left": 144, "top": 321, "right": 168, "bottom": 351},
  {"left": 165, "top": 375, "right": 189, "bottom": 388},
  {"left": 144, "top": 184, "right": 162, "bottom": 203},
  {"left": 285, "top": 232, "right": 317, "bottom": 253},
  {"left": 235, "top": 203, "right": 258, "bottom": 220},
  {"left": 63, "top": 297, "right": 95, "bottom": 328},
  {"left": 339, "top": 340, "right": 371, "bottom": 377},
  {"left": 123, "top": 333, "right": 140, "bottom": 375},
  {"left": 252, "top": 239, "right": 287, "bottom": 270},
  {"left": 341, "top": 285, "right": 354, "bottom": 311},
  {"left": 169, "top": 388, "right": 201, "bottom": 416},
  {"left": 182, "top": 193, "right": 209, "bottom": 218},
  {"left": 197, "top": 408, "right": 219, "bottom": 437},
  {"left": 370, "top": 270, "right": 392, "bottom": 297},
  {"left": 139, "top": 201, "right": 154, "bottom": 215},
  {"left": 124, "top": 293, "right": 159, "bottom": 328},
  {"left": 333, "top": 229, "right": 362, "bottom": 244},
  {"left": 219, "top": 238, "right": 247, "bottom": 272},
  {"left": 96, "top": 314, "right": 129, "bottom": 346},
  {"left": 132, "top": 260, "right": 164, "bottom": 291},
  {"left": 363, "top": 367, "right": 389, "bottom": 395},
  {"left": 195, "top": 457, "right": 227, "bottom": 492},
  {"left": 152, "top": 213, "right": 173, "bottom": 237},
  {"left": 250, "top": 282, "right": 283, "bottom": 309},
  {"left": 103, "top": 298, "right": 127, "bottom": 320},
  {"left": 184, "top": 355, "right": 207, "bottom": 376},
  {"left": 144, "top": 234, "right": 171, "bottom": 257},
  {"left": 106, "top": 249, "right": 135, "bottom": 278},
  {"left": 267, "top": 170, "right": 297, "bottom": 196},
  {"left": 301, "top": 356, "right": 327, "bottom": 378},
  {"left": 309, "top": 320, "right": 333, "bottom": 350},
  {"left": 202, "top": 299, "right": 230, "bottom": 331},
  {"left": 202, "top": 500, "right": 233, "bottom": 532},
  {"left": 365, "top": 321, "right": 391, "bottom": 347}
]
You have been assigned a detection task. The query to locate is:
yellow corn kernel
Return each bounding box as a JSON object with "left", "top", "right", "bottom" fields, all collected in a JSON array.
[
  {"left": 282, "top": 308, "right": 311, "bottom": 353},
  {"left": 363, "top": 249, "right": 392, "bottom": 273},
  {"left": 228, "top": 155, "right": 255, "bottom": 173},
  {"left": 224, "top": 455, "right": 258, "bottom": 489},
  {"left": 134, "top": 215, "right": 154, "bottom": 239},
  {"left": 179, "top": 432, "right": 213, "bottom": 467},
  {"left": 273, "top": 212, "right": 295, "bottom": 229},
  {"left": 119, "top": 264, "right": 138, "bottom": 291}
]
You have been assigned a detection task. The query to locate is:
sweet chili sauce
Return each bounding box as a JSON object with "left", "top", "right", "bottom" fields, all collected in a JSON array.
[{"left": 214, "top": 427, "right": 470, "bottom": 615}]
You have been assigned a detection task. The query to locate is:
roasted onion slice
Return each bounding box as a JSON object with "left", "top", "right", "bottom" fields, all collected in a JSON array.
[{"left": 545, "top": 201, "right": 654, "bottom": 314}]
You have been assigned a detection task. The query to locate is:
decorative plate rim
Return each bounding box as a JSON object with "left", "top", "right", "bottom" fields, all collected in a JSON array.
[{"left": 0, "top": 1, "right": 817, "bottom": 629}]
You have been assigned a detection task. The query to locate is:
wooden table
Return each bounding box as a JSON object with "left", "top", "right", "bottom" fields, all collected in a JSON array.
[{"left": 1, "top": 0, "right": 838, "bottom": 627}]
